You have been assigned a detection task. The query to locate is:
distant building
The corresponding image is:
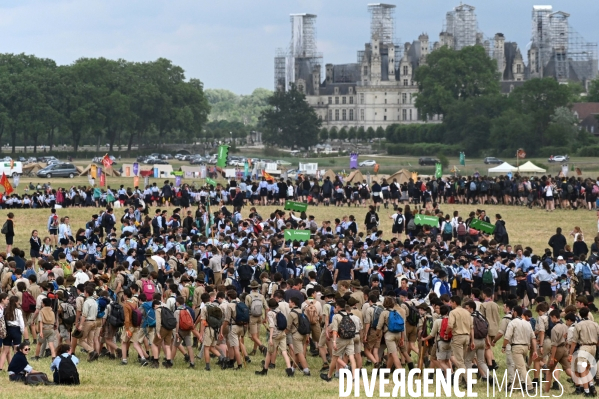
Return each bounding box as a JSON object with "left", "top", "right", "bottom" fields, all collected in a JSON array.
[{"left": 572, "top": 102, "right": 599, "bottom": 135}]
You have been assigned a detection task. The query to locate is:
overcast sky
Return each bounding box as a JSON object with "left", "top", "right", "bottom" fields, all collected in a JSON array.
[{"left": 1, "top": 0, "right": 597, "bottom": 94}]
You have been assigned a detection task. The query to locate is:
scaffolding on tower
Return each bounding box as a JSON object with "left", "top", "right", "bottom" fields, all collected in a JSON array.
[{"left": 367, "top": 3, "right": 396, "bottom": 45}]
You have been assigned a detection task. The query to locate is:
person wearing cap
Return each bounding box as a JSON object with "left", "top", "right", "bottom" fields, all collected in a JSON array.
[
  {"left": 553, "top": 256, "right": 568, "bottom": 279},
  {"left": 245, "top": 280, "right": 267, "bottom": 356}
]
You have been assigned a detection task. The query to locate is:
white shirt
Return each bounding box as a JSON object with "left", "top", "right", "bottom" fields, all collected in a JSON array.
[
  {"left": 151, "top": 255, "right": 166, "bottom": 270},
  {"left": 74, "top": 270, "right": 90, "bottom": 286}
]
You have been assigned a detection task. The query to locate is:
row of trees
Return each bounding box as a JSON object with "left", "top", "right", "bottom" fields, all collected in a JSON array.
[{"left": 0, "top": 54, "right": 210, "bottom": 153}]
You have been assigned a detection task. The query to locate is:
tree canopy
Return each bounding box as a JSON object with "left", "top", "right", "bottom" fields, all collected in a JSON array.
[
  {"left": 0, "top": 53, "right": 210, "bottom": 153},
  {"left": 260, "top": 84, "right": 321, "bottom": 149}
]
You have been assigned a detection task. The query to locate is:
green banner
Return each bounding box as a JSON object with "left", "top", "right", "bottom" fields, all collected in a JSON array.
[
  {"left": 170, "top": 171, "right": 184, "bottom": 176},
  {"left": 414, "top": 214, "right": 439, "bottom": 227},
  {"left": 435, "top": 163, "right": 442, "bottom": 178},
  {"left": 284, "top": 200, "right": 308, "bottom": 212},
  {"left": 470, "top": 219, "right": 495, "bottom": 234},
  {"left": 284, "top": 229, "right": 311, "bottom": 241},
  {"left": 216, "top": 145, "right": 229, "bottom": 168},
  {"left": 206, "top": 177, "right": 217, "bottom": 187}
]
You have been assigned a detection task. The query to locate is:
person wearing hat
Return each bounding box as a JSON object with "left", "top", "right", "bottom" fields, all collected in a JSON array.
[
  {"left": 349, "top": 280, "right": 365, "bottom": 309},
  {"left": 245, "top": 280, "right": 267, "bottom": 356}
]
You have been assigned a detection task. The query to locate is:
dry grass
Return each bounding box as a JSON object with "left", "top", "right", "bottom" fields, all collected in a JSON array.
[{"left": 0, "top": 200, "right": 595, "bottom": 398}]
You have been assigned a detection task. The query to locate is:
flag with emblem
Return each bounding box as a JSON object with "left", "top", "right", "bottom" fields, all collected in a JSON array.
[
  {"left": 102, "top": 154, "right": 113, "bottom": 168},
  {"left": 262, "top": 170, "right": 274, "bottom": 181},
  {"left": 0, "top": 173, "right": 13, "bottom": 195}
]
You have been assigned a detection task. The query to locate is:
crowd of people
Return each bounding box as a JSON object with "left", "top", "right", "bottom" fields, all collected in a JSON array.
[
  {"left": 7, "top": 173, "right": 599, "bottom": 214},
  {"left": 0, "top": 175, "right": 599, "bottom": 394}
]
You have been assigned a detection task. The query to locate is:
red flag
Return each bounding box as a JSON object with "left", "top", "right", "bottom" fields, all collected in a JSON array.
[
  {"left": 0, "top": 173, "right": 13, "bottom": 195},
  {"left": 102, "top": 154, "right": 113, "bottom": 168},
  {"left": 262, "top": 170, "right": 274, "bottom": 181},
  {"left": 99, "top": 172, "right": 105, "bottom": 187}
]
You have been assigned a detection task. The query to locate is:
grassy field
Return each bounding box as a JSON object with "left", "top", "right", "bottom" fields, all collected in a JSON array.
[{"left": 0, "top": 194, "right": 597, "bottom": 397}]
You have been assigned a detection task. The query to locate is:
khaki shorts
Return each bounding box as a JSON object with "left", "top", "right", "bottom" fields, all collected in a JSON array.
[
  {"left": 365, "top": 329, "right": 382, "bottom": 350},
  {"left": 25, "top": 313, "right": 35, "bottom": 327},
  {"left": 405, "top": 324, "right": 417, "bottom": 343},
  {"left": 227, "top": 325, "right": 245, "bottom": 348},
  {"left": 103, "top": 324, "right": 117, "bottom": 341},
  {"left": 249, "top": 316, "right": 262, "bottom": 335},
  {"left": 437, "top": 340, "right": 452, "bottom": 360},
  {"left": 554, "top": 345, "right": 570, "bottom": 369},
  {"left": 384, "top": 331, "right": 402, "bottom": 354},
  {"left": 153, "top": 327, "right": 173, "bottom": 346},
  {"left": 38, "top": 326, "right": 55, "bottom": 345},
  {"left": 202, "top": 327, "right": 217, "bottom": 347},
  {"left": 318, "top": 328, "right": 329, "bottom": 348},
  {"left": 577, "top": 345, "right": 596, "bottom": 367},
  {"left": 333, "top": 337, "right": 354, "bottom": 358},
  {"left": 121, "top": 327, "right": 140, "bottom": 344},
  {"left": 542, "top": 338, "right": 551, "bottom": 359},
  {"left": 267, "top": 333, "right": 286, "bottom": 354},
  {"left": 176, "top": 330, "right": 192, "bottom": 347},
  {"left": 142, "top": 327, "right": 155, "bottom": 344},
  {"left": 354, "top": 336, "right": 362, "bottom": 354},
  {"left": 291, "top": 332, "right": 306, "bottom": 354}
]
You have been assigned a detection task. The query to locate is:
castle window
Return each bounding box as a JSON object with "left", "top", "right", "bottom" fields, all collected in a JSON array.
[
  {"left": 402, "top": 93, "right": 407, "bottom": 104},
  {"left": 342, "top": 110, "right": 347, "bottom": 121},
  {"left": 360, "top": 109, "right": 364, "bottom": 121},
  {"left": 360, "top": 93, "right": 364, "bottom": 104},
  {"left": 363, "top": 66, "right": 368, "bottom": 76},
  {"left": 342, "top": 97, "right": 346, "bottom": 104},
  {"left": 409, "top": 109, "right": 413, "bottom": 120},
  {"left": 517, "top": 64, "right": 522, "bottom": 74},
  {"left": 349, "top": 96, "right": 354, "bottom": 104},
  {"left": 335, "top": 110, "right": 339, "bottom": 120},
  {"left": 335, "top": 97, "right": 339, "bottom": 105},
  {"left": 403, "top": 66, "right": 408, "bottom": 75},
  {"left": 384, "top": 116, "right": 387, "bottom": 121},
  {"left": 328, "top": 110, "right": 332, "bottom": 120},
  {"left": 403, "top": 79, "right": 408, "bottom": 86},
  {"left": 402, "top": 109, "right": 407, "bottom": 121},
  {"left": 328, "top": 97, "right": 332, "bottom": 105},
  {"left": 349, "top": 110, "right": 354, "bottom": 121}
]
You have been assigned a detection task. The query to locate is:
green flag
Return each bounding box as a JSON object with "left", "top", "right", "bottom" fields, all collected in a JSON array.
[
  {"left": 284, "top": 200, "right": 308, "bottom": 212},
  {"left": 469, "top": 219, "right": 495, "bottom": 234},
  {"left": 435, "top": 163, "right": 442, "bottom": 178},
  {"left": 414, "top": 214, "right": 439, "bottom": 227},
  {"left": 216, "top": 145, "right": 229, "bottom": 168},
  {"left": 459, "top": 152, "right": 465, "bottom": 166},
  {"left": 284, "top": 229, "right": 311, "bottom": 241},
  {"left": 206, "top": 177, "right": 217, "bottom": 187},
  {"left": 170, "top": 171, "right": 184, "bottom": 176}
]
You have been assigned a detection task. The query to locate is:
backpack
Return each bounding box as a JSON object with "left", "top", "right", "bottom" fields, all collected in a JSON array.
[
  {"left": 250, "top": 295, "right": 263, "bottom": 317},
  {"left": 56, "top": 355, "right": 80, "bottom": 385},
  {"left": 433, "top": 278, "right": 450, "bottom": 296},
  {"left": 121, "top": 273, "right": 134, "bottom": 291},
  {"left": 387, "top": 310, "right": 405, "bottom": 333},
  {"left": 369, "top": 213, "right": 377, "bottom": 225},
  {"left": 529, "top": 317, "right": 537, "bottom": 331},
  {"left": 65, "top": 287, "right": 78, "bottom": 307},
  {"left": 234, "top": 302, "right": 249, "bottom": 325},
  {"left": 131, "top": 307, "right": 143, "bottom": 328},
  {"left": 22, "top": 291, "right": 36, "bottom": 313},
  {"left": 179, "top": 308, "right": 194, "bottom": 331},
  {"left": 186, "top": 286, "right": 195, "bottom": 308},
  {"left": 443, "top": 222, "right": 452, "bottom": 235},
  {"left": 472, "top": 312, "right": 489, "bottom": 339},
  {"left": 440, "top": 317, "right": 452, "bottom": 341},
  {"left": 108, "top": 302, "right": 125, "bottom": 328},
  {"left": 457, "top": 223, "right": 466, "bottom": 235},
  {"left": 371, "top": 305, "right": 383, "bottom": 329},
  {"left": 546, "top": 317, "right": 557, "bottom": 337},
  {"left": 97, "top": 297, "right": 109, "bottom": 318},
  {"left": 1, "top": 221, "right": 7, "bottom": 235},
  {"left": 142, "top": 279, "right": 156, "bottom": 299},
  {"left": 160, "top": 306, "right": 177, "bottom": 330},
  {"left": 293, "top": 309, "right": 311, "bottom": 335},
  {"left": 60, "top": 303, "right": 76, "bottom": 327},
  {"left": 337, "top": 311, "right": 356, "bottom": 339},
  {"left": 582, "top": 263, "right": 592, "bottom": 280},
  {"left": 470, "top": 181, "right": 477, "bottom": 191},
  {"left": 230, "top": 278, "right": 242, "bottom": 295},
  {"left": 304, "top": 300, "right": 319, "bottom": 325},
  {"left": 275, "top": 311, "right": 287, "bottom": 331},
  {"left": 407, "top": 218, "right": 416, "bottom": 231},
  {"left": 141, "top": 301, "right": 156, "bottom": 328},
  {"left": 0, "top": 311, "right": 5, "bottom": 339},
  {"left": 422, "top": 315, "right": 434, "bottom": 345},
  {"left": 482, "top": 269, "right": 494, "bottom": 285},
  {"left": 406, "top": 303, "right": 419, "bottom": 326}
]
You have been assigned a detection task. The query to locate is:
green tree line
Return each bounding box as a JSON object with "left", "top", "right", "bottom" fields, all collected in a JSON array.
[
  {"left": 383, "top": 45, "right": 597, "bottom": 157},
  {"left": 0, "top": 53, "right": 210, "bottom": 153}
]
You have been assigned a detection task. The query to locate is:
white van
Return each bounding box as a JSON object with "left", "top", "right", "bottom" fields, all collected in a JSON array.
[{"left": 0, "top": 161, "right": 22, "bottom": 177}]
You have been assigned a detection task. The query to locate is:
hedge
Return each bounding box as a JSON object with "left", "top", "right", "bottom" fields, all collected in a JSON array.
[{"left": 387, "top": 143, "right": 460, "bottom": 156}]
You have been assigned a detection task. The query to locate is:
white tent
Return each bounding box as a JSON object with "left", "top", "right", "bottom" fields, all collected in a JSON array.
[
  {"left": 488, "top": 162, "right": 518, "bottom": 174},
  {"left": 517, "top": 161, "right": 546, "bottom": 173}
]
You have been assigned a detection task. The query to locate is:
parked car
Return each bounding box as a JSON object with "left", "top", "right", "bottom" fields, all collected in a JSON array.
[
  {"left": 189, "top": 156, "right": 205, "bottom": 165},
  {"left": 359, "top": 160, "right": 377, "bottom": 167},
  {"left": 483, "top": 157, "right": 503, "bottom": 165},
  {"left": 151, "top": 159, "right": 169, "bottom": 165},
  {"left": 418, "top": 157, "right": 440, "bottom": 166},
  {"left": 36, "top": 163, "right": 78, "bottom": 178},
  {"left": 548, "top": 155, "right": 569, "bottom": 163},
  {"left": 40, "top": 156, "right": 59, "bottom": 164},
  {"left": 276, "top": 160, "right": 292, "bottom": 166}
]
